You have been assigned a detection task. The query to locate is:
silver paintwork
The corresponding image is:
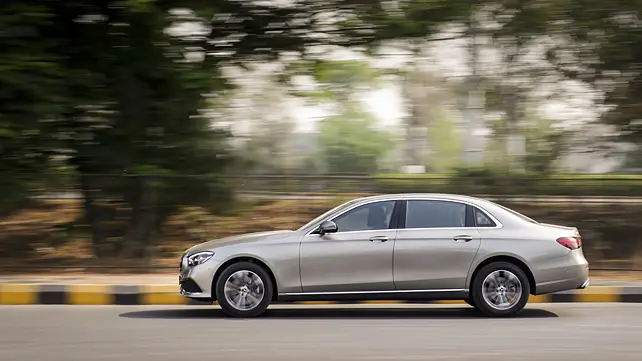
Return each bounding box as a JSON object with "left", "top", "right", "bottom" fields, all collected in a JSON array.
[{"left": 179, "top": 193, "right": 590, "bottom": 304}]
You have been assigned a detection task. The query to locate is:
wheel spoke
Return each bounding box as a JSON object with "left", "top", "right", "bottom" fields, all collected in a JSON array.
[
  {"left": 233, "top": 294, "right": 243, "bottom": 308},
  {"left": 246, "top": 293, "right": 261, "bottom": 306},
  {"left": 224, "top": 269, "right": 266, "bottom": 312},
  {"left": 481, "top": 269, "right": 522, "bottom": 311}
]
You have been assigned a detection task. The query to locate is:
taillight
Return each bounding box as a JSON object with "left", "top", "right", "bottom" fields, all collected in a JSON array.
[{"left": 557, "top": 236, "right": 582, "bottom": 250}]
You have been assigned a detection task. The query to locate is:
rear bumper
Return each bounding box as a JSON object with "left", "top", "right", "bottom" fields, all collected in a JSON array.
[
  {"left": 535, "top": 251, "right": 589, "bottom": 295},
  {"left": 577, "top": 279, "right": 590, "bottom": 289}
]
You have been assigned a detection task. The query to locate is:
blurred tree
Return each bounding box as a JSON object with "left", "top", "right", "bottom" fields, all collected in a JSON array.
[
  {"left": 426, "top": 108, "right": 464, "bottom": 172},
  {"left": 208, "top": 67, "right": 301, "bottom": 175},
  {"left": 522, "top": 117, "right": 568, "bottom": 174},
  {"left": 547, "top": 0, "right": 642, "bottom": 166},
  {"left": 318, "top": 110, "right": 392, "bottom": 174},
  {"left": 0, "top": 3, "right": 67, "bottom": 214},
  {"left": 295, "top": 59, "right": 394, "bottom": 174},
  {"left": 400, "top": 65, "right": 457, "bottom": 171},
  {"left": 42, "top": 2, "right": 234, "bottom": 257},
  {"left": 1, "top": 0, "right": 474, "bottom": 256},
  {"left": 478, "top": 0, "right": 564, "bottom": 172}
]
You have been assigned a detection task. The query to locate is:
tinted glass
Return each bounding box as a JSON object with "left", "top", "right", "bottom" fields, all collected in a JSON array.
[
  {"left": 332, "top": 201, "right": 396, "bottom": 232},
  {"left": 406, "top": 200, "right": 466, "bottom": 228},
  {"left": 474, "top": 207, "right": 496, "bottom": 227}
]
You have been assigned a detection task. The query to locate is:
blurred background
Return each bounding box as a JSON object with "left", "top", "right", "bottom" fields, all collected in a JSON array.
[{"left": 2, "top": 0, "right": 642, "bottom": 274}]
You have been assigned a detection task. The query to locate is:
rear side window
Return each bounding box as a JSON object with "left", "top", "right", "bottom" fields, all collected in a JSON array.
[
  {"left": 405, "top": 200, "right": 467, "bottom": 228},
  {"left": 474, "top": 207, "right": 496, "bottom": 227}
]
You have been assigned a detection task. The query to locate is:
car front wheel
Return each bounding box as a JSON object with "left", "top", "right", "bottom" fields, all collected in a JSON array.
[
  {"left": 215, "top": 261, "right": 273, "bottom": 318},
  {"left": 471, "top": 261, "right": 530, "bottom": 317},
  {"left": 465, "top": 298, "right": 477, "bottom": 308}
]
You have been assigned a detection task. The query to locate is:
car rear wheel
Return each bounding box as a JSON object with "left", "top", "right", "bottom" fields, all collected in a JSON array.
[
  {"left": 215, "top": 261, "right": 273, "bottom": 318},
  {"left": 471, "top": 261, "right": 530, "bottom": 317}
]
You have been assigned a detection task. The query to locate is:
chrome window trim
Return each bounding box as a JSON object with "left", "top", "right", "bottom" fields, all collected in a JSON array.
[
  {"left": 304, "top": 198, "right": 398, "bottom": 236},
  {"left": 304, "top": 196, "right": 504, "bottom": 236},
  {"left": 402, "top": 197, "right": 504, "bottom": 230}
]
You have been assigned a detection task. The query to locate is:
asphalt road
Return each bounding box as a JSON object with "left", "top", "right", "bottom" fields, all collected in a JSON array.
[{"left": 2, "top": 304, "right": 642, "bottom": 361}]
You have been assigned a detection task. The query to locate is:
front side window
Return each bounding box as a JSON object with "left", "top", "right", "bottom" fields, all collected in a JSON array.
[
  {"left": 297, "top": 198, "right": 362, "bottom": 231},
  {"left": 332, "top": 201, "right": 396, "bottom": 232},
  {"left": 405, "top": 200, "right": 466, "bottom": 229}
]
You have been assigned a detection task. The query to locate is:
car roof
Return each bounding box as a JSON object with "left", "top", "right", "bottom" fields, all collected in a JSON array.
[{"left": 353, "top": 193, "right": 488, "bottom": 203}]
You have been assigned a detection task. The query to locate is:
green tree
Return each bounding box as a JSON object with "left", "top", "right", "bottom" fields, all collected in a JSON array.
[
  {"left": 546, "top": 0, "right": 642, "bottom": 165},
  {"left": 295, "top": 59, "right": 393, "bottom": 174},
  {"left": 523, "top": 117, "right": 568, "bottom": 174},
  {"left": 1, "top": 0, "right": 475, "bottom": 256},
  {"left": 318, "top": 110, "right": 392, "bottom": 174},
  {"left": 0, "top": 2, "right": 67, "bottom": 214},
  {"left": 426, "top": 108, "right": 464, "bottom": 172}
]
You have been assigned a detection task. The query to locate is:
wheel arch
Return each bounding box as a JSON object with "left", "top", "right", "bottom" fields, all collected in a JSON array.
[
  {"left": 468, "top": 255, "right": 537, "bottom": 295},
  {"left": 211, "top": 256, "right": 279, "bottom": 301}
]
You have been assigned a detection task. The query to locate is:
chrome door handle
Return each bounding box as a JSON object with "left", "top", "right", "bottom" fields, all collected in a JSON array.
[
  {"left": 369, "top": 236, "right": 388, "bottom": 242},
  {"left": 453, "top": 235, "right": 473, "bottom": 242}
]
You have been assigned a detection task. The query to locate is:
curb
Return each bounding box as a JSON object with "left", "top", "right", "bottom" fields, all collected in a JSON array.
[{"left": 2, "top": 285, "right": 642, "bottom": 305}]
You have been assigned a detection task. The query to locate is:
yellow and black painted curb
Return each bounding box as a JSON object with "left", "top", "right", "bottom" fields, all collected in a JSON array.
[{"left": 1, "top": 285, "right": 642, "bottom": 305}]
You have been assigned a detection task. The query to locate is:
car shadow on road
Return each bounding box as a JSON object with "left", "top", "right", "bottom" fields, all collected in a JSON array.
[{"left": 119, "top": 307, "right": 558, "bottom": 320}]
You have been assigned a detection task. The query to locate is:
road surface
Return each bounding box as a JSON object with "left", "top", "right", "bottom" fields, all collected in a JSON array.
[{"left": 1, "top": 304, "right": 642, "bottom": 361}]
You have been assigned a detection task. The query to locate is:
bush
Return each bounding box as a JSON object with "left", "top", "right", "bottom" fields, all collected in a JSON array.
[{"left": 372, "top": 172, "right": 642, "bottom": 197}]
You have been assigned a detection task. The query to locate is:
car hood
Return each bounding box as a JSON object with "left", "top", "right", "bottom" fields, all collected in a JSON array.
[{"left": 185, "top": 230, "right": 294, "bottom": 254}]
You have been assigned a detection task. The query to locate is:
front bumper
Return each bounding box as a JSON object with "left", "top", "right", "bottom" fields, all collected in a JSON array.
[{"left": 178, "top": 255, "right": 221, "bottom": 300}]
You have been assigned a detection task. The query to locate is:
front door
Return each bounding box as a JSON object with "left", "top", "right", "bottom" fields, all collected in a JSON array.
[
  {"left": 393, "top": 199, "right": 482, "bottom": 290},
  {"left": 300, "top": 200, "right": 398, "bottom": 293}
]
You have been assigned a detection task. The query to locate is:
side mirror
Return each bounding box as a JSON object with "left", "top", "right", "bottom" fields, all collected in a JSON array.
[{"left": 318, "top": 220, "right": 338, "bottom": 235}]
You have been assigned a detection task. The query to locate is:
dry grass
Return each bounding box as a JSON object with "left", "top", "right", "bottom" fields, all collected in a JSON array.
[{"left": 0, "top": 198, "right": 344, "bottom": 268}]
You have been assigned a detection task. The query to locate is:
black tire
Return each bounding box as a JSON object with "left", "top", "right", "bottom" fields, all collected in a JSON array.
[
  {"left": 471, "top": 261, "right": 530, "bottom": 317},
  {"left": 215, "top": 261, "right": 273, "bottom": 318},
  {"left": 465, "top": 298, "right": 477, "bottom": 308}
]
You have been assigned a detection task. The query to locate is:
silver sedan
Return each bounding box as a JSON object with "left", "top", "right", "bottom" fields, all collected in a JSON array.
[{"left": 179, "top": 193, "right": 589, "bottom": 317}]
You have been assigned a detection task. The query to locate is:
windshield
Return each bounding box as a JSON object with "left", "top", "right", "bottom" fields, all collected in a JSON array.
[{"left": 296, "top": 198, "right": 362, "bottom": 231}]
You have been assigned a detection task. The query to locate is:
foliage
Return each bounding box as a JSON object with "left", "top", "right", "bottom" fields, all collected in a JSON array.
[
  {"left": 1, "top": 0, "right": 473, "bottom": 255},
  {"left": 522, "top": 117, "right": 569, "bottom": 174},
  {"left": 318, "top": 110, "right": 393, "bottom": 174},
  {"left": 0, "top": 3, "right": 67, "bottom": 213},
  {"left": 547, "top": 0, "right": 642, "bottom": 158},
  {"left": 426, "top": 109, "right": 464, "bottom": 172},
  {"left": 7, "top": 0, "right": 642, "bottom": 258}
]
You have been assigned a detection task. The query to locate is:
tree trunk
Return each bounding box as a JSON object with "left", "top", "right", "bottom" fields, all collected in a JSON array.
[
  {"left": 78, "top": 173, "right": 106, "bottom": 258},
  {"left": 122, "top": 176, "right": 158, "bottom": 259}
]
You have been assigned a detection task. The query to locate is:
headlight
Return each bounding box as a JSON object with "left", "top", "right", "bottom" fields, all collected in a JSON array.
[{"left": 187, "top": 251, "right": 214, "bottom": 266}]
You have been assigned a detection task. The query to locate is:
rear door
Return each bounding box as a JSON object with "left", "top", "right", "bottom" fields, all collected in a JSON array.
[{"left": 393, "top": 199, "right": 482, "bottom": 291}]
